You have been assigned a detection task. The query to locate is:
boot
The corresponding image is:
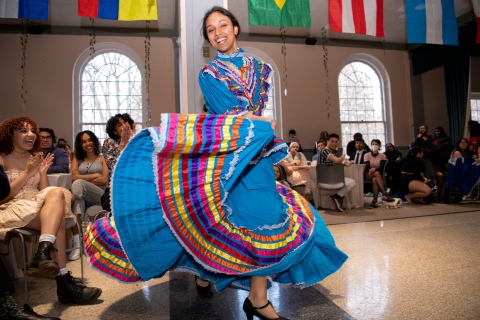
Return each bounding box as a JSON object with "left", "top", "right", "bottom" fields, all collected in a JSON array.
[
  {"left": 10, "top": 304, "right": 61, "bottom": 320},
  {"left": 55, "top": 272, "right": 102, "bottom": 305},
  {"left": 27, "top": 241, "right": 59, "bottom": 278}
]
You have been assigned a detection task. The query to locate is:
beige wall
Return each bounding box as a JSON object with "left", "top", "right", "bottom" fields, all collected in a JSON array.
[
  {"left": 1, "top": 33, "right": 413, "bottom": 148},
  {"left": 238, "top": 40, "right": 413, "bottom": 148},
  {"left": 0, "top": 34, "right": 175, "bottom": 144},
  {"left": 421, "top": 66, "right": 449, "bottom": 135}
]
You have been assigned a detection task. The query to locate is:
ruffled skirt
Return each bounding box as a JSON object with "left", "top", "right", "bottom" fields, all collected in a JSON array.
[{"left": 84, "top": 114, "right": 347, "bottom": 290}]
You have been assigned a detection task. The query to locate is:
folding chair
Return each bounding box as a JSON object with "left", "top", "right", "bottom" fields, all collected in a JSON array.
[
  {"left": 316, "top": 163, "right": 349, "bottom": 212},
  {"left": 11, "top": 218, "right": 84, "bottom": 305}
]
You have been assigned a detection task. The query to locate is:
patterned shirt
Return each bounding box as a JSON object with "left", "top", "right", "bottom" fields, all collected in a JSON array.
[
  {"left": 319, "top": 148, "right": 335, "bottom": 164},
  {"left": 102, "top": 138, "right": 121, "bottom": 171}
]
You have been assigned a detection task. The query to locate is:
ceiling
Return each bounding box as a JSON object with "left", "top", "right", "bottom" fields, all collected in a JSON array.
[{"left": 0, "top": 0, "right": 475, "bottom": 45}]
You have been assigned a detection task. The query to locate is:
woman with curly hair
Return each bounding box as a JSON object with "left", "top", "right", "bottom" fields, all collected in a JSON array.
[
  {"left": 0, "top": 117, "right": 101, "bottom": 305},
  {"left": 68, "top": 130, "right": 108, "bottom": 260},
  {"left": 102, "top": 113, "right": 136, "bottom": 171}
]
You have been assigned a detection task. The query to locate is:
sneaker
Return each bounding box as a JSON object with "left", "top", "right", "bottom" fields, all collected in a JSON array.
[
  {"left": 68, "top": 248, "right": 81, "bottom": 261},
  {"left": 329, "top": 195, "right": 344, "bottom": 212}
]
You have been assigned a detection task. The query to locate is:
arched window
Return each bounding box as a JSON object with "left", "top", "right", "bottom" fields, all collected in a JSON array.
[
  {"left": 338, "top": 55, "right": 392, "bottom": 151},
  {"left": 243, "top": 47, "right": 283, "bottom": 138},
  {"left": 73, "top": 43, "right": 145, "bottom": 144}
]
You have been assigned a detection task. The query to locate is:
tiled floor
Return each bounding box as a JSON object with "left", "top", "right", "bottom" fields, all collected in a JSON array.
[{"left": 10, "top": 210, "right": 480, "bottom": 319}]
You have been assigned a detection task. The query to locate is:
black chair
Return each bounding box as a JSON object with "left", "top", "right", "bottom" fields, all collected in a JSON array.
[{"left": 316, "top": 163, "right": 349, "bottom": 212}]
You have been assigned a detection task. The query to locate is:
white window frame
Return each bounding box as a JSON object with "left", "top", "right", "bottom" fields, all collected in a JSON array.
[
  {"left": 73, "top": 42, "right": 146, "bottom": 144},
  {"left": 338, "top": 53, "right": 393, "bottom": 150},
  {"left": 471, "top": 92, "right": 480, "bottom": 122},
  {"left": 242, "top": 47, "right": 283, "bottom": 138}
]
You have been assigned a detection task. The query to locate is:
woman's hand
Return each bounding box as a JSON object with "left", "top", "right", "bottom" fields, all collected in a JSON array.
[
  {"left": 423, "top": 177, "right": 431, "bottom": 184},
  {"left": 120, "top": 122, "right": 133, "bottom": 144},
  {"left": 25, "top": 153, "right": 42, "bottom": 177},
  {"left": 369, "top": 168, "right": 376, "bottom": 173},
  {"left": 38, "top": 153, "right": 54, "bottom": 175}
]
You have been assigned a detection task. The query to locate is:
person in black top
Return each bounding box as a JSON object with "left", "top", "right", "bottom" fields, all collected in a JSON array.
[
  {"left": 400, "top": 146, "right": 432, "bottom": 205},
  {"left": 424, "top": 143, "right": 454, "bottom": 202},
  {"left": 384, "top": 143, "right": 403, "bottom": 195},
  {"left": 349, "top": 138, "right": 368, "bottom": 164},
  {"left": 411, "top": 125, "right": 434, "bottom": 154},
  {"left": 433, "top": 126, "right": 451, "bottom": 147},
  {"left": 0, "top": 164, "right": 60, "bottom": 319},
  {"left": 346, "top": 133, "right": 370, "bottom": 156}
]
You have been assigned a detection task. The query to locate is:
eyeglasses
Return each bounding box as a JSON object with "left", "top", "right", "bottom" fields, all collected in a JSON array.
[{"left": 39, "top": 136, "right": 52, "bottom": 141}]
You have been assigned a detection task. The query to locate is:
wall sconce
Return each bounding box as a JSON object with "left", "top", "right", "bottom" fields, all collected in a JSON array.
[{"left": 202, "top": 45, "right": 210, "bottom": 57}]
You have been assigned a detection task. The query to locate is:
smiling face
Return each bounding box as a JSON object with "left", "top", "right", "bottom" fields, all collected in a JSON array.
[
  {"left": 205, "top": 11, "right": 238, "bottom": 54},
  {"left": 13, "top": 123, "right": 36, "bottom": 152},
  {"left": 39, "top": 131, "right": 53, "bottom": 149},
  {"left": 81, "top": 133, "right": 95, "bottom": 154},
  {"left": 274, "top": 166, "right": 281, "bottom": 180}
]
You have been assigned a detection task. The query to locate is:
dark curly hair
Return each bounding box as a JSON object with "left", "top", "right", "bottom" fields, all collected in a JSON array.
[
  {"left": 74, "top": 130, "right": 100, "bottom": 160},
  {"left": 201, "top": 6, "right": 241, "bottom": 42},
  {"left": 105, "top": 113, "right": 134, "bottom": 139},
  {"left": 39, "top": 127, "right": 57, "bottom": 144},
  {"left": 0, "top": 117, "right": 40, "bottom": 155}
]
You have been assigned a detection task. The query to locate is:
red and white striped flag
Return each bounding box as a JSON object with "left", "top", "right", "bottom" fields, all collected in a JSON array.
[
  {"left": 329, "top": 0, "right": 384, "bottom": 38},
  {"left": 473, "top": 0, "right": 480, "bottom": 44}
]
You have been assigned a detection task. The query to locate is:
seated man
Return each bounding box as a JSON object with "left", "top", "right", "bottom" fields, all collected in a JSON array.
[
  {"left": 319, "top": 133, "right": 356, "bottom": 212},
  {"left": 346, "top": 132, "right": 370, "bottom": 156},
  {"left": 39, "top": 128, "right": 69, "bottom": 174},
  {"left": 349, "top": 137, "right": 368, "bottom": 164}
]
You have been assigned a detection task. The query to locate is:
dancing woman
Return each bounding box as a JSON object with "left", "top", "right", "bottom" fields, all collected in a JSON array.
[{"left": 84, "top": 6, "right": 347, "bottom": 320}]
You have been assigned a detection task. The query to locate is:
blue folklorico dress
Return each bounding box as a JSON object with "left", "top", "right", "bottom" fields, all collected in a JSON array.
[{"left": 84, "top": 48, "right": 347, "bottom": 291}]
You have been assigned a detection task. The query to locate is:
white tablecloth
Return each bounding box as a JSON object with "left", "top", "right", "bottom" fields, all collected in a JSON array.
[{"left": 308, "top": 164, "right": 365, "bottom": 209}]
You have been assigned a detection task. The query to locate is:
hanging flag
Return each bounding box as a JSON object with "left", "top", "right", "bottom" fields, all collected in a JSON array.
[
  {"left": 329, "top": 0, "right": 384, "bottom": 37},
  {"left": 0, "top": 0, "right": 48, "bottom": 20},
  {"left": 78, "top": 0, "right": 158, "bottom": 21},
  {"left": 472, "top": 0, "right": 480, "bottom": 44},
  {"left": 405, "top": 0, "right": 458, "bottom": 45},
  {"left": 248, "top": 0, "right": 311, "bottom": 28}
]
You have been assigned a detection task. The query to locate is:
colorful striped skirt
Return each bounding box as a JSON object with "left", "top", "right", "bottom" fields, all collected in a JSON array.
[{"left": 84, "top": 114, "right": 347, "bottom": 290}]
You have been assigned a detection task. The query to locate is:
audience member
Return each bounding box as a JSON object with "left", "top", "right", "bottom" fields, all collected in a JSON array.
[
  {"left": 364, "top": 139, "right": 392, "bottom": 208},
  {"left": 0, "top": 117, "right": 101, "bottom": 305},
  {"left": 433, "top": 126, "right": 451, "bottom": 147},
  {"left": 69, "top": 130, "right": 108, "bottom": 261},
  {"left": 346, "top": 132, "right": 370, "bottom": 155},
  {"left": 411, "top": 124, "right": 434, "bottom": 154},
  {"left": 400, "top": 146, "right": 432, "bottom": 205},
  {"left": 274, "top": 164, "right": 291, "bottom": 188},
  {"left": 38, "top": 128, "right": 69, "bottom": 174},
  {"left": 312, "top": 140, "right": 325, "bottom": 162},
  {"left": 384, "top": 143, "right": 403, "bottom": 194},
  {"left": 314, "top": 131, "right": 329, "bottom": 155},
  {"left": 102, "top": 113, "right": 136, "bottom": 171},
  {"left": 56, "top": 142, "right": 72, "bottom": 170},
  {"left": 286, "top": 129, "right": 303, "bottom": 153},
  {"left": 285, "top": 142, "right": 307, "bottom": 166},
  {"left": 424, "top": 142, "right": 454, "bottom": 202},
  {"left": 349, "top": 137, "right": 368, "bottom": 164},
  {"left": 451, "top": 138, "right": 472, "bottom": 158},
  {"left": 467, "top": 120, "right": 480, "bottom": 138},
  {"left": 468, "top": 137, "right": 478, "bottom": 156},
  {"left": 57, "top": 138, "right": 67, "bottom": 146},
  {"left": 319, "top": 133, "right": 355, "bottom": 212}
]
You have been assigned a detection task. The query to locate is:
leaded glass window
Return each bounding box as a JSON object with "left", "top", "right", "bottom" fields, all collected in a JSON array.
[{"left": 338, "top": 61, "right": 386, "bottom": 151}]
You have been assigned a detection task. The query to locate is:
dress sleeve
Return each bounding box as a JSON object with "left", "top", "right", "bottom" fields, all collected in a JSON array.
[{"left": 198, "top": 67, "right": 250, "bottom": 115}]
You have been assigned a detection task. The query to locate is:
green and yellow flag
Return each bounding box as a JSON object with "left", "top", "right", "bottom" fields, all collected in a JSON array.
[{"left": 248, "top": 0, "right": 311, "bottom": 27}]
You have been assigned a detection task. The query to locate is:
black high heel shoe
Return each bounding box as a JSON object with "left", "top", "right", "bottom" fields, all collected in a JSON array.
[
  {"left": 242, "top": 297, "right": 289, "bottom": 320},
  {"left": 195, "top": 276, "right": 213, "bottom": 297}
]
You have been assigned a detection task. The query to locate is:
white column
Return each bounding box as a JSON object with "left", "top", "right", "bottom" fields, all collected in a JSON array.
[{"left": 179, "top": 0, "right": 228, "bottom": 114}]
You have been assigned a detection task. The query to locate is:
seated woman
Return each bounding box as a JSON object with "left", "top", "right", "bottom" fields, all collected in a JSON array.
[
  {"left": 451, "top": 138, "right": 472, "bottom": 158},
  {"left": 69, "top": 130, "right": 108, "bottom": 261},
  {"left": 0, "top": 117, "right": 101, "bottom": 305},
  {"left": 102, "top": 113, "right": 136, "bottom": 172},
  {"left": 273, "top": 164, "right": 291, "bottom": 188},
  {"left": 284, "top": 142, "right": 307, "bottom": 166},
  {"left": 384, "top": 143, "right": 402, "bottom": 194},
  {"left": 424, "top": 142, "right": 454, "bottom": 202},
  {"left": 400, "top": 146, "right": 432, "bottom": 205},
  {"left": 433, "top": 126, "right": 451, "bottom": 147},
  {"left": 364, "top": 139, "right": 392, "bottom": 208}
]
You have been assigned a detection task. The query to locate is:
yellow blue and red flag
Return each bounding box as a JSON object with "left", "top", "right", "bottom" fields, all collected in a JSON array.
[
  {"left": 78, "top": 0, "right": 157, "bottom": 21},
  {"left": 405, "top": 0, "right": 458, "bottom": 45},
  {"left": 0, "top": 0, "right": 49, "bottom": 20}
]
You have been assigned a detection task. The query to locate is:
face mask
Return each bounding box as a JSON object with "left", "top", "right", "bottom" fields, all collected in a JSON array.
[{"left": 371, "top": 145, "right": 379, "bottom": 151}]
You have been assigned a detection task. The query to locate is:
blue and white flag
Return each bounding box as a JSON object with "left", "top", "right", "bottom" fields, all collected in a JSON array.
[
  {"left": 0, "top": 0, "right": 49, "bottom": 20},
  {"left": 405, "top": 0, "right": 458, "bottom": 45}
]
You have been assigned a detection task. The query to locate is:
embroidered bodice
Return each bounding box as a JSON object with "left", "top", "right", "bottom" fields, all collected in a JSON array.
[
  {"left": 199, "top": 48, "right": 273, "bottom": 116},
  {"left": 6, "top": 170, "right": 40, "bottom": 201}
]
